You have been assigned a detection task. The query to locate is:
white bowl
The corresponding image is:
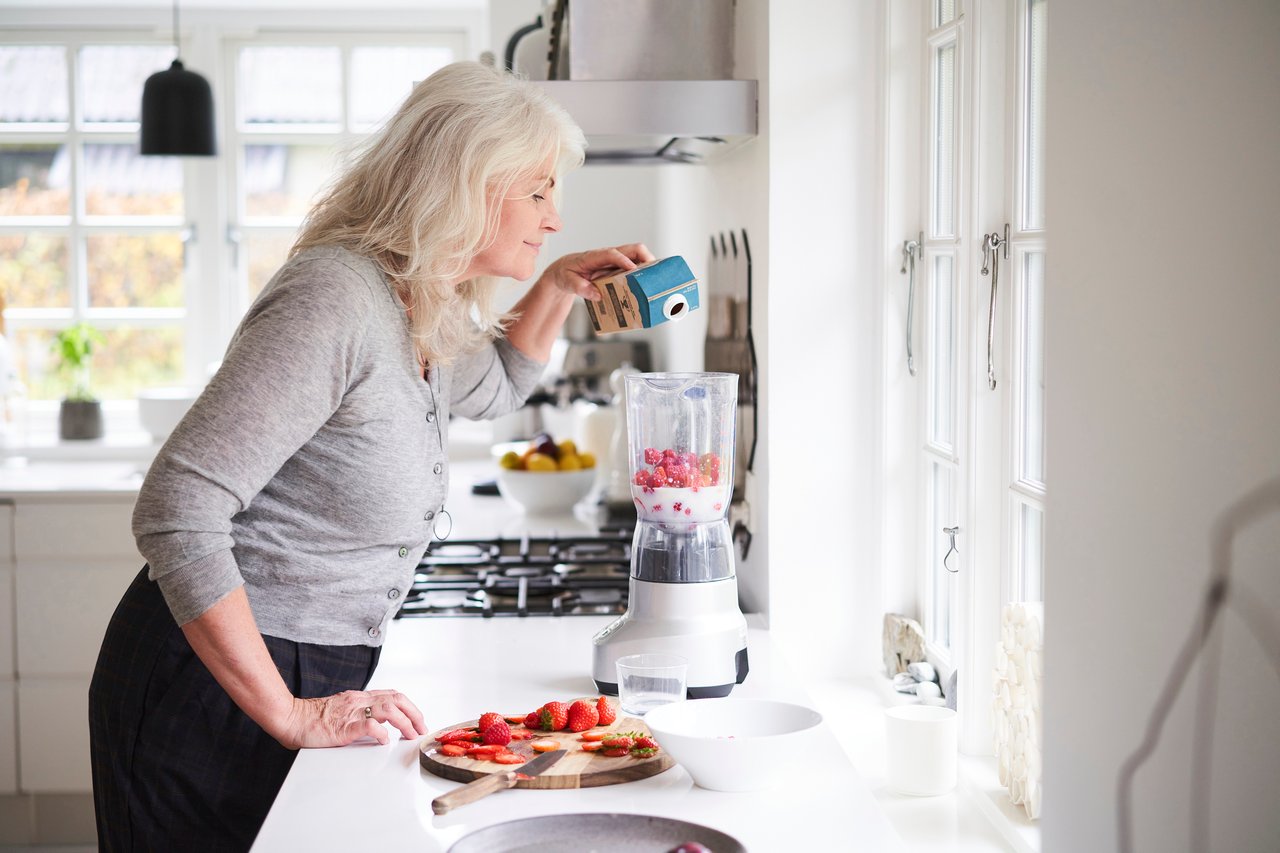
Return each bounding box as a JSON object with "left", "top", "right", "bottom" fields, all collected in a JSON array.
[
  {"left": 643, "top": 698, "right": 824, "bottom": 792},
  {"left": 137, "top": 386, "right": 200, "bottom": 441},
  {"left": 495, "top": 467, "right": 595, "bottom": 514}
]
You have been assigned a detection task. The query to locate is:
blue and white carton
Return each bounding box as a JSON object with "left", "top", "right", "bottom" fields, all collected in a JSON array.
[{"left": 585, "top": 256, "right": 700, "bottom": 335}]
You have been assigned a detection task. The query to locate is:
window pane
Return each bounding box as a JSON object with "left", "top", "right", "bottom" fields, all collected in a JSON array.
[
  {"left": 79, "top": 45, "right": 176, "bottom": 125},
  {"left": 930, "top": 254, "right": 955, "bottom": 448},
  {"left": 9, "top": 327, "right": 59, "bottom": 400},
  {"left": 0, "top": 144, "right": 70, "bottom": 216},
  {"left": 83, "top": 144, "right": 183, "bottom": 217},
  {"left": 931, "top": 42, "right": 956, "bottom": 237},
  {"left": 86, "top": 234, "right": 183, "bottom": 308},
  {"left": 1020, "top": 503, "right": 1044, "bottom": 602},
  {"left": 243, "top": 144, "right": 337, "bottom": 218},
  {"left": 1021, "top": 252, "right": 1045, "bottom": 483},
  {"left": 94, "top": 326, "right": 185, "bottom": 400},
  {"left": 238, "top": 46, "right": 342, "bottom": 126},
  {"left": 244, "top": 231, "right": 295, "bottom": 301},
  {"left": 1023, "top": 0, "right": 1047, "bottom": 229},
  {"left": 0, "top": 234, "right": 70, "bottom": 308},
  {"left": 935, "top": 0, "right": 957, "bottom": 28},
  {"left": 0, "top": 46, "right": 68, "bottom": 123},
  {"left": 930, "top": 461, "right": 955, "bottom": 649},
  {"left": 350, "top": 46, "right": 452, "bottom": 128}
]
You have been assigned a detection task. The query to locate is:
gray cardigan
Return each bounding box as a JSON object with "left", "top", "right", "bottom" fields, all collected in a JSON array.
[{"left": 133, "top": 246, "right": 544, "bottom": 646}]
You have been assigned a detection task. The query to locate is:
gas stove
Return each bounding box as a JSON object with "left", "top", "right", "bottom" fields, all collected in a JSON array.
[{"left": 396, "top": 531, "right": 633, "bottom": 618}]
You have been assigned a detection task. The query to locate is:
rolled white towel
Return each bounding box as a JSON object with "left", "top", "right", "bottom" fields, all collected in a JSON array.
[
  {"left": 907, "top": 661, "right": 938, "bottom": 683},
  {"left": 1025, "top": 780, "right": 1042, "bottom": 820}
]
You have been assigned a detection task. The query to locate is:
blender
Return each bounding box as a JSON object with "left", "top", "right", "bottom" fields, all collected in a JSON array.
[{"left": 591, "top": 372, "right": 749, "bottom": 698}]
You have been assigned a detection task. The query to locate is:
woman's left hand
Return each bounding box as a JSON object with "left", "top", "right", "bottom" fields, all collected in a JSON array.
[{"left": 540, "top": 243, "right": 657, "bottom": 301}]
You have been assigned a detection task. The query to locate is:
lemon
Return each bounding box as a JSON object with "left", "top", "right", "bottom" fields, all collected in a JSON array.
[
  {"left": 557, "top": 439, "right": 578, "bottom": 458},
  {"left": 498, "top": 450, "right": 522, "bottom": 470},
  {"left": 578, "top": 451, "right": 596, "bottom": 469},
  {"left": 557, "top": 454, "right": 582, "bottom": 471},
  {"left": 525, "top": 452, "right": 557, "bottom": 472}
]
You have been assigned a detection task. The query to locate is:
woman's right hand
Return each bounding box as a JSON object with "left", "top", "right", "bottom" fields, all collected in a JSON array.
[{"left": 276, "top": 688, "right": 427, "bottom": 749}]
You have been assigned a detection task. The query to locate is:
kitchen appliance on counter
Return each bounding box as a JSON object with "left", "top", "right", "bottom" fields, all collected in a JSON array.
[
  {"left": 397, "top": 531, "right": 633, "bottom": 618},
  {"left": 591, "top": 372, "right": 749, "bottom": 699},
  {"left": 545, "top": 301, "right": 651, "bottom": 400}
]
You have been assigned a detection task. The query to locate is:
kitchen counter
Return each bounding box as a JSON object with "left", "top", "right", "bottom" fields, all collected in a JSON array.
[{"left": 252, "top": 614, "right": 905, "bottom": 851}]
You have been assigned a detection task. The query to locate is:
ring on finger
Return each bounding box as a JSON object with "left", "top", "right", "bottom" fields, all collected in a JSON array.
[{"left": 363, "top": 706, "right": 374, "bottom": 719}]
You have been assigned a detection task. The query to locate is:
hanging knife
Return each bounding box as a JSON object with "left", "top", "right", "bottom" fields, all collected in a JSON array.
[{"left": 431, "top": 749, "right": 566, "bottom": 815}]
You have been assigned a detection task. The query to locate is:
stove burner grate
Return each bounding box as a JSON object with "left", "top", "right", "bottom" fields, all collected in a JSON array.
[{"left": 396, "top": 531, "right": 632, "bottom": 618}]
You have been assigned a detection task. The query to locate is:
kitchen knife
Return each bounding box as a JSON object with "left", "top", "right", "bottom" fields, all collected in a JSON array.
[{"left": 431, "top": 749, "right": 565, "bottom": 815}]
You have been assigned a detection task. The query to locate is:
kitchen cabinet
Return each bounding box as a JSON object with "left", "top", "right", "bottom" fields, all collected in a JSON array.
[{"left": 0, "top": 490, "right": 140, "bottom": 794}]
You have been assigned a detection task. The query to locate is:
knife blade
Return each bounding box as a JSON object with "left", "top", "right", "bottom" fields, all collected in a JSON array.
[{"left": 431, "top": 749, "right": 565, "bottom": 815}]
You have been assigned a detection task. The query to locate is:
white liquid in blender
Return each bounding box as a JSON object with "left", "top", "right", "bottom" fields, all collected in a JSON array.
[{"left": 631, "top": 482, "right": 731, "bottom": 524}]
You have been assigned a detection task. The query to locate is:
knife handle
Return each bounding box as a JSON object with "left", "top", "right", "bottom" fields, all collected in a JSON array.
[{"left": 432, "top": 770, "right": 518, "bottom": 815}]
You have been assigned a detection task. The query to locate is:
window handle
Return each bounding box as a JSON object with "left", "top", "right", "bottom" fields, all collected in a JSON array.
[
  {"left": 981, "top": 224, "right": 1010, "bottom": 391},
  {"left": 180, "top": 223, "right": 196, "bottom": 270},
  {"left": 900, "top": 231, "right": 922, "bottom": 376},
  {"left": 943, "top": 525, "right": 961, "bottom": 573}
]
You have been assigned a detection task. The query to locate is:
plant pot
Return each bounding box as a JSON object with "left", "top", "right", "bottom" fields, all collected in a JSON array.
[{"left": 59, "top": 399, "right": 104, "bottom": 441}]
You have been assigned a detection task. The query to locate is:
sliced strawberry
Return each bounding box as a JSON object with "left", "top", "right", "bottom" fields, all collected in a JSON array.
[
  {"left": 580, "top": 742, "right": 603, "bottom": 752},
  {"left": 529, "top": 739, "right": 560, "bottom": 753},
  {"left": 633, "top": 736, "right": 659, "bottom": 750},
  {"left": 438, "top": 743, "right": 468, "bottom": 757},
  {"left": 630, "top": 747, "right": 659, "bottom": 758},
  {"left": 465, "top": 744, "right": 505, "bottom": 756},
  {"left": 580, "top": 731, "right": 608, "bottom": 742},
  {"left": 436, "top": 728, "right": 477, "bottom": 744},
  {"left": 601, "top": 747, "right": 630, "bottom": 757},
  {"left": 600, "top": 736, "right": 634, "bottom": 751},
  {"left": 493, "top": 752, "right": 526, "bottom": 765},
  {"left": 503, "top": 714, "right": 527, "bottom": 724}
]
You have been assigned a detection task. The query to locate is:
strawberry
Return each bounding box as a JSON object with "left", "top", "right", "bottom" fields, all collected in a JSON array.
[
  {"left": 478, "top": 712, "right": 504, "bottom": 734},
  {"left": 601, "top": 747, "right": 630, "bottom": 757},
  {"left": 580, "top": 742, "right": 603, "bottom": 752},
  {"left": 524, "top": 711, "right": 540, "bottom": 729},
  {"left": 438, "top": 743, "right": 467, "bottom": 757},
  {"left": 503, "top": 714, "right": 526, "bottom": 724},
  {"left": 644, "top": 447, "right": 662, "bottom": 466},
  {"left": 600, "top": 735, "right": 634, "bottom": 751},
  {"left": 465, "top": 744, "right": 504, "bottom": 756},
  {"left": 482, "top": 720, "right": 511, "bottom": 746},
  {"left": 493, "top": 752, "right": 526, "bottom": 765},
  {"left": 580, "top": 731, "right": 608, "bottom": 742},
  {"left": 566, "top": 699, "right": 599, "bottom": 733},
  {"left": 436, "top": 728, "right": 478, "bottom": 744},
  {"left": 633, "top": 736, "right": 659, "bottom": 750},
  {"left": 530, "top": 739, "right": 560, "bottom": 753},
  {"left": 537, "top": 701, "right": 569, "bottom": 732},
  {"left": 596, "top": 697, "right": 617, "bottom": 726}
]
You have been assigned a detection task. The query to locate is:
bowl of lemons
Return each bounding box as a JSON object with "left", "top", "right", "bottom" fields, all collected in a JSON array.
[{"left": 495, "top": 433, "right": 597, "bottom": 514}]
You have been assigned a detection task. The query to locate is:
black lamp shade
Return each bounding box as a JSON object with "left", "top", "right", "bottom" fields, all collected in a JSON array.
[{"left": 140, "top": 59, "right": 216, "bottom": 156}]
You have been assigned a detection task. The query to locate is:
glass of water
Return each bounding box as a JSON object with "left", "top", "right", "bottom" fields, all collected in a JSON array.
[{"left": 616, "top": 653, "right": 688, "bottom": 716}]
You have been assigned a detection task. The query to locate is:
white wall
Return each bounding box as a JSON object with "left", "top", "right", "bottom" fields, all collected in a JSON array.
[
  {"left": 1044, "top": 2, "right": 1280, "bottom": 851},
  {"left": 759, "top": 0, "right": 885, "bottom": 677}
]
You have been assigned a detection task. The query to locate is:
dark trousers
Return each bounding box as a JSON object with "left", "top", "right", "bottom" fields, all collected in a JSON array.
[{"left": 89, "top": 567, "right": 381, "bottom": 852}]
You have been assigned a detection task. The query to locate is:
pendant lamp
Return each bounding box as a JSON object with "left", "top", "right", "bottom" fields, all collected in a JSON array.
[{"left": 140, "top": 0, "right": 216, "bottom": 156}]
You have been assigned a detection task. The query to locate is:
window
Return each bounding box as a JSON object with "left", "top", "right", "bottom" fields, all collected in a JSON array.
[
  {"left": 1, "top": 38, "right": 186, "bottom": 401},
  {"left": 891, "top": 0, "right": 1047, "bottom": 754},
  {"left": 0, "top": 17, "right": 468, "bottom": 408}
]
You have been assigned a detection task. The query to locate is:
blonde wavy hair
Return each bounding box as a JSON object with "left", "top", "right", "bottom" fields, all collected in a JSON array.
[{"left": 291, "top": 61, "right": 586, "bottom": 366}]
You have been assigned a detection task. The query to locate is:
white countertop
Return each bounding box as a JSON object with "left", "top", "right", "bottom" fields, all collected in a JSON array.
[{"left": 252, "top": 615, "right": 906, "bottom": 852}]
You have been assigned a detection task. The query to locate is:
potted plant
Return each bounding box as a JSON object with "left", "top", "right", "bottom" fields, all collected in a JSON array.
[{"left": 52, "top": 322, "right": 106, "bottom": 441}]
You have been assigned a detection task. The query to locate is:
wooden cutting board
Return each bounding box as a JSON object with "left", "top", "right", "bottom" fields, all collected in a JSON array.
[{"left": 419, "top": 712, "right": 673, "bottom": 789}]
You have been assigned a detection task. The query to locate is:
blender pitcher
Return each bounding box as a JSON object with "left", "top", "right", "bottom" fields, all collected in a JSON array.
[{"left": 591, "top": 372, "right": 749, "bottom": 699}]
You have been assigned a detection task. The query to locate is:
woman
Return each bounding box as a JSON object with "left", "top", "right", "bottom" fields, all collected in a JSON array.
[{"left": 89, "top": 61, "right": 653, "bottom": 850}]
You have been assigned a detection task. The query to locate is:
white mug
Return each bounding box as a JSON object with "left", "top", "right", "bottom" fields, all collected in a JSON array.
[{"left": 884, "top": 705, "right": 958, "bottom": 796}]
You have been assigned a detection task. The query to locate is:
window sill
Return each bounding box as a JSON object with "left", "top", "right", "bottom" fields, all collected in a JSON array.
[{"left": 806, "top": 674, "right": 1040, "bottom": 853}]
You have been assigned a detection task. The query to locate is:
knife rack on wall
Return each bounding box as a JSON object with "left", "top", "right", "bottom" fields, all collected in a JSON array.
[{"left": 705, "top": 227, "right": 758, "bottom": 558}]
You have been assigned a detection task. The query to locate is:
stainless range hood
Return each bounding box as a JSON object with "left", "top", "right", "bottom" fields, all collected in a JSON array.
[{"left": 532, "top": 79, "right": 758, "bottom": 164}]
